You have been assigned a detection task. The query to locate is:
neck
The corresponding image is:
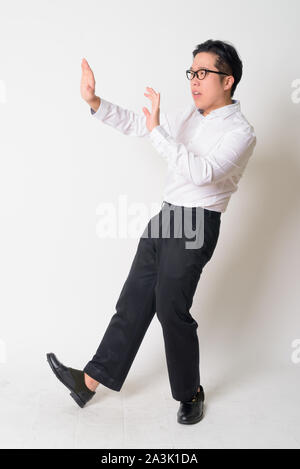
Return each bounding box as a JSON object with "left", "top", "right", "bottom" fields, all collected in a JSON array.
[{"left": 202, "top": 97, "right": 233, "bottom": 117}]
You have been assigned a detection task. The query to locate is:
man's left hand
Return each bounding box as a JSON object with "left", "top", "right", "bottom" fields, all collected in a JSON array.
[{"left": 142, "top": 87, "right": 160, "bottom": 132}]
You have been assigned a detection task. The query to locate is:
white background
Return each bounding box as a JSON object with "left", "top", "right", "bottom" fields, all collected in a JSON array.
[{"left": 0, "top": 0, "right": 299, "bottom": 449}]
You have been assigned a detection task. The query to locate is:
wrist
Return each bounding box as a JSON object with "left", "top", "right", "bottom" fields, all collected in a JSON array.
[
  {"left": 87, "top": 96, "right": 101, "bottom": 112},
  {"left": 150, "top": 123, "right": 160, "bottom": 132}
]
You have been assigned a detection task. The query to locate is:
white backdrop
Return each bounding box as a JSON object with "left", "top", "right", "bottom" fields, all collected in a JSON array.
[{"left": 0, "top": 0, "right": 299, "bottom": 449}]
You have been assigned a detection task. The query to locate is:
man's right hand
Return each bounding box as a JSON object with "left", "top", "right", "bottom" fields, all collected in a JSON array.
[{"left": 80, "top": 58, "right": 101, "bottom": 112}]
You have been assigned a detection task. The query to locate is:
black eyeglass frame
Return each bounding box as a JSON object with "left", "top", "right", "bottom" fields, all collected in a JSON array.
[{"left": 186, "top": 68, "right": 230, "bottom": 80}]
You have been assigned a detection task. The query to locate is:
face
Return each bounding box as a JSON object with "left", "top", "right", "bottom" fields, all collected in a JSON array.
[{"left": 189, "top": 52, "right": 234, "bottom": 113}]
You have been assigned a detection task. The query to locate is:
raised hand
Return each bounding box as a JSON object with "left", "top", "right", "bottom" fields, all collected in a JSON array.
[
  {"left": 80, "top": 58, "right": 100, "bottom": 111},
  {"left": 142, "top": 87, "right": 160, "bottom": 132}
]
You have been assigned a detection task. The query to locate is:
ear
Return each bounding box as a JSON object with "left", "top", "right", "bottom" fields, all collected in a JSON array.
[{"left": 225, "top": 75, "right": 234, "bottom": 92}]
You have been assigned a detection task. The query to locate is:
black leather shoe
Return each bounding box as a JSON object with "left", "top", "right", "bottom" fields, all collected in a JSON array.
[
  {"left": 46, "top": 352, "right": 96, "bottom": 408},
  {"left": 177, "top": 385, "right": 205, "bottom": 424}
]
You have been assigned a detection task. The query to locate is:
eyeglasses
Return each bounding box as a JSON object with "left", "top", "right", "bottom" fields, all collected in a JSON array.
[{"left": 186, "top": 68, "right": 230, "bottom": 80}]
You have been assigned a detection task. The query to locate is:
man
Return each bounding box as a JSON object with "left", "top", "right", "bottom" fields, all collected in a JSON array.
[{"left": 47, "top": 39, "right": 256, "bottom": 425}]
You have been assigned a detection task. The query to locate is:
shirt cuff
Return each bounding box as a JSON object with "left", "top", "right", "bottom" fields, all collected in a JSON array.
[
  {"left": 148, "top": 124, "right": 170, "bottom": 145},
  {"left": 90, "top": 98, "right": 111, "bottom": 120}
]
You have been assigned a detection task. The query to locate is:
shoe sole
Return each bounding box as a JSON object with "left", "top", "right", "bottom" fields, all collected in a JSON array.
[
  {"left": 46, "top": 353, "right": 86, "bottom": 408},
  {"left": 177, "top": 411, "right": 204, "bottom": 424}
]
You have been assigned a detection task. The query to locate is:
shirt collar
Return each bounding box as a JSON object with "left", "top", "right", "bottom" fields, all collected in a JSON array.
[{"left": 197, "top": 99, "right": 240, "bottom": 119}]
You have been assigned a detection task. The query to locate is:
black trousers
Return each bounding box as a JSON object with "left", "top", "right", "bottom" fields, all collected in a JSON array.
[{"left": 83, "top": 201, "right": 221, "bottom": 402}]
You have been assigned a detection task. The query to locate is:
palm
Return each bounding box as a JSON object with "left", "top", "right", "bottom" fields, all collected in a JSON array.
[
  {"left": 80, "top": 58, "right": 95, "bottom": 102},
  {"left": 143, "top": 87, "right": 160, "bottom": 132}
]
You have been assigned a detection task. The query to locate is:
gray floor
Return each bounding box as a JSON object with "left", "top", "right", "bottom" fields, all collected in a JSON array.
[{"left": 0, "top": 361, "right": 299, "bottom": 449}]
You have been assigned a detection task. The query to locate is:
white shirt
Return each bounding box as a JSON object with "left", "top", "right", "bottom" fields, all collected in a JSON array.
[{"left": 90, "top": 97, "right": 257, "bottom": 212}]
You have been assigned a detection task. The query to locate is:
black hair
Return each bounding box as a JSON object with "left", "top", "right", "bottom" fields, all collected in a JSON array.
[{"left": 192, "top": 39, "right": 243, "bottom": 97}]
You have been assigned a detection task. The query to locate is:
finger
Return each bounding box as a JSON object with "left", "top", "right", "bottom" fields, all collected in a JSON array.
[
  {"left": 82, "top": 58, "right": 89, "bottom": 69},
  {"left": 146, "top": 87, "right": 157, "bottom": 95},
  {"left": 144, "top": 93, "right": 154, "bottom": 101},
  {"left": 142, "top": 107, "right": 150, "bottom": 116},
  {"left": 82, "top": 63, "right": 90, "bottom": 75},
  {"left": 147, "top": 93, "right": 159, "bottom": 104},
  {"left": 82, "top": 60, "right": 92, "bottom": 75},
  {"left": 144, "top": 91, "right": 155, "bottom": 99}
]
